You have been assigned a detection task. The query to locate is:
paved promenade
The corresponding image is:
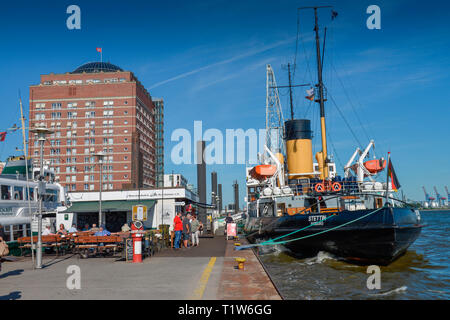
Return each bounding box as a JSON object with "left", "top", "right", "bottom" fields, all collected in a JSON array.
[{"left": 0, "top": 234, "right": 281, "bottom": 300}]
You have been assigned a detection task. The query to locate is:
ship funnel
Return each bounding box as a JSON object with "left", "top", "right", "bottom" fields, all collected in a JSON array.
[{"left": 284, "top": 119, "right": 313, "bottom": 179}]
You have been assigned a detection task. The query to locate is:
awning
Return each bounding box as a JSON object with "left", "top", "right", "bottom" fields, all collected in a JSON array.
[{"left": 65, "top": 199, "right": 156, "bottom": 213}]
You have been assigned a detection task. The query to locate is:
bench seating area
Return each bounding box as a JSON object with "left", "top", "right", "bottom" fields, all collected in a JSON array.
[{"left": 17, "top": 233, "right": 124, "bottom": 258}]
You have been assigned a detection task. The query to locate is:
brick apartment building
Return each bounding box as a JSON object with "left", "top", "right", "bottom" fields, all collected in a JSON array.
[{"left": 28, "top": 62, "right": 163, "bottom": 192}]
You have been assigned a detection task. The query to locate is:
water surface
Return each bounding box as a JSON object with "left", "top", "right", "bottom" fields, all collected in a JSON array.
[{"left": 258, "top": 210, "right": 450, "bottom": 299}]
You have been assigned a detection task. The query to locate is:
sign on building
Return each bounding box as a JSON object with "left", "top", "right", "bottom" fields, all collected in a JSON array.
[{"left": 132, "top": 205, "right": 147, "bottom": 221}]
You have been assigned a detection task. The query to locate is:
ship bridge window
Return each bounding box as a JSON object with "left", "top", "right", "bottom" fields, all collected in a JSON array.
[
  {"left": 44, "top": 189, "right": 58, "bottom": 202},
  {"left": 28, "top": 187, "right": 35, "bottom": 201},
  {"left": 13, "top": 186, "right": 24, "bottom": 200},
  {"left": 1, "top": 185, "right": 11, "bottom": 200}
]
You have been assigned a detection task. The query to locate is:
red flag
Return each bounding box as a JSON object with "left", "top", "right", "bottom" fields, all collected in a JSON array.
[
  {"left": 0, "top": 132, "right": 6, "bottom": 141},
  {"left": 96, "top": 47, "right": 102, "bottom": 53}
]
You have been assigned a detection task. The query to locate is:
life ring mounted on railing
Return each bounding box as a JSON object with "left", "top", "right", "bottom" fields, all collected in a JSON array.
[
  {"left": 332, "top": 182, "right": 342, "bottom": 192},
  {"left": 314, "top": 183, "right": 325, "bottom": 193}
]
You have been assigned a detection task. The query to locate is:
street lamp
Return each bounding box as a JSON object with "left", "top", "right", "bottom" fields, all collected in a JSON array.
[
  {"left": 93, "top": 152, "right": 106, "bottom": 227},
  {"left": 29, "top": 126, "right": 53, "bottom": 269}
]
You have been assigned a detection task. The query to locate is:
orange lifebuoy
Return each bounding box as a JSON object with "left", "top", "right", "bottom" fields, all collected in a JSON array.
[
  {"left": 314, "top": 183, "right": 325, "bottom": 193},
  {"left": 332, "top": 182, "right": 342, "bottom": 192}
]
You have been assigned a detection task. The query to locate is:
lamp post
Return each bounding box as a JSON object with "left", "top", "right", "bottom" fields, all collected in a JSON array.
[
  {"left": 93, "top": 152, "right": 105, "bottom": 227},
  {"left": 29, "top": 126, "right": 53, "bottom": 269}
]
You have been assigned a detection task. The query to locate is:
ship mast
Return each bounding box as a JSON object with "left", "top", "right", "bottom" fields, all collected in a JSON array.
[
  {"left": 299, "top": 6, "right": 331, "bottom": 180},
  {"left": 19, "top": 94, "right": 35, "bottom": 266}
]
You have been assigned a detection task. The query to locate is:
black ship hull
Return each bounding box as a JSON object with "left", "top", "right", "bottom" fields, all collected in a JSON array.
[{"left": 245, "top": 207, "right": 423, "bottom": 265}]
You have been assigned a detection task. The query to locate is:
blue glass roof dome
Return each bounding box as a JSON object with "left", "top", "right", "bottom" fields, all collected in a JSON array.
[{"left": 71, "top": 62, "right": 123, "bottom": 74}]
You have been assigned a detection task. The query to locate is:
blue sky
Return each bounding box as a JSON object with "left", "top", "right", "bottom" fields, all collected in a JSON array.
[{"left": 0, "top": 0, "right": 449, "bottom": 206}]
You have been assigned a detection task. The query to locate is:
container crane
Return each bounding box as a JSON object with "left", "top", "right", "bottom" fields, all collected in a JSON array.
[
  {"left": 434, "top": 186, "right": 446, "bottom": 206},
  {"left": 422, "top": 186, "right": 435, "bottom": 207},
  {"left": 446, "top": 186, "right": 450, "bottom": 205}
]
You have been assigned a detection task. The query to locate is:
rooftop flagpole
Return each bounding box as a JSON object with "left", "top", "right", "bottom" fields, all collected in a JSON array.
[{"left": 97, "top": 47, "right": 102, "bottom": 62}]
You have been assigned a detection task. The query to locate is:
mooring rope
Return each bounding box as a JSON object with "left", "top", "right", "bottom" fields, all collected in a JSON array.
[{"left": 236, "top": 206, "right": 385, "bottom": 250}]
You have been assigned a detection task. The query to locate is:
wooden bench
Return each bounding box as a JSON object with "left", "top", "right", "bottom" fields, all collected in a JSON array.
[
  {"left": 17, "top": 235, "right": 64, "bottom": 256},
  {"left": 73, "top": 235, "right": 123, "bottom": 258}
]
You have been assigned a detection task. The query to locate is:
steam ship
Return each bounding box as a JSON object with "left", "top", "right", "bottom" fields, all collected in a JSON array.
[{"left": 244, "top": 7, "right": 422, "bottom": 265}]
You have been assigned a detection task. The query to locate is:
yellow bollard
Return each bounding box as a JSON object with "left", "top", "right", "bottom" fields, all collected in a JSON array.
[{"left": 235, "top": 257, "right": 246, "bottom": 270}]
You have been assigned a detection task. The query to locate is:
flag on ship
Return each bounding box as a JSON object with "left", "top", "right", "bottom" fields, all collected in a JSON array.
[
  {"left": 305, "top": 88, "right": 315, "bottom": 101},
  {"left": 388, "top": 157, "right": 401, "bottom": 191}
]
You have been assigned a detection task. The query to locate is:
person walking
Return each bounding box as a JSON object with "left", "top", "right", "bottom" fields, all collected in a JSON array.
[
  {"left": 182, "top": 213, "right": 191, "bottom": 248},
  {"left": 224, "top": 213, "right": 234, "bottom": 235},
  {"left": 173, "top": 212, "right": 183, "bottom": 249},
  {"left": 190, "top": 215, "right": 200, "bottom": 247},
  {"left": 169, "top": 223, "right": 174, "bottom": 248}
]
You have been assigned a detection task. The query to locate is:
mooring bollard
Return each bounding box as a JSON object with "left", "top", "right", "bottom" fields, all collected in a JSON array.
[{"left": 235, "top": 257, "right": 246, "bottom": 270}]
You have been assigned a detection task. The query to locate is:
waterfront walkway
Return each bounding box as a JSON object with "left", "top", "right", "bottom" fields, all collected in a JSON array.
[{"left": 0, "top": 234, "right": 281, "bottom": 300}]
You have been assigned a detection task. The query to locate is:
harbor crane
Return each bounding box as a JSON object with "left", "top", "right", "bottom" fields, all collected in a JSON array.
[
  {"left": 422, "top": 186, "right": 435, "bottom": 206},
  {"left": 445, "top": 186, "right": 450, "bottom": 205},
  {"left": 434, "top": 186, "right": 446, "bottom": 206}
]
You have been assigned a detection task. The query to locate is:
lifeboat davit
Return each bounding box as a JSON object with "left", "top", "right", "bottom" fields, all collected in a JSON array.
[{"left": 364, "top": 159, "right": 386, "bottom": 174}]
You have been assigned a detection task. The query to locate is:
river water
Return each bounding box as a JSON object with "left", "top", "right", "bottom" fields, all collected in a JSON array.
[{"left": 258, "top": 210, "right": 450, "bottom": 300}]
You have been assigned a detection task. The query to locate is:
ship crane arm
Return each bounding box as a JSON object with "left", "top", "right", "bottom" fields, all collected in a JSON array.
[
  {"left": 357, "top": 140, "right": 375, "bottom": 182},
  {"left": 344, "top": 147, "right": 360, "bottom": 178}
]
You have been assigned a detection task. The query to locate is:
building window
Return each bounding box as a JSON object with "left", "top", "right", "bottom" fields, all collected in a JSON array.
[
  {"left": 51, "top": 103, "right": 62, "bottom": 109},
  {"left": 103, "top": 110, "right": 114, "bottom": 117}
]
